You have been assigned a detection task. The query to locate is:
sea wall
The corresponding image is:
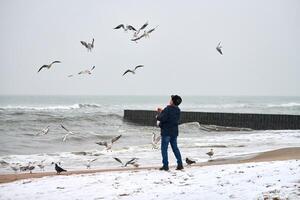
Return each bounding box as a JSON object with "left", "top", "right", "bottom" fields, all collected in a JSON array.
[{"left": 123, "top": 110, "right": 300, "bottom": 130}]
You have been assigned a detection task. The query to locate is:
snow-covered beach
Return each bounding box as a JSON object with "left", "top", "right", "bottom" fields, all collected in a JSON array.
[{"left": 0, "top": 148, "right": 299, "bottom": 200}]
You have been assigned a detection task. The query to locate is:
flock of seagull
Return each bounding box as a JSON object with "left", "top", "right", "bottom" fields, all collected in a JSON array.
[
  {"left": 12, "top": 20, "right": 222, "bottom": 174},
  {"left": 36, "top": 20, "right": 223, "bottom": 79},
  {"left": 4, "top": 125, "right": 214, "bottom": 174}
]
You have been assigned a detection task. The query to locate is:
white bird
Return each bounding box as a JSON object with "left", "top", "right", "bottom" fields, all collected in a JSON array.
[
  {"left": 133, "top": 21, "right": 149, "bottom": 37},
  {"left": 37, "top": 160, "right": 46, "bottom": 171},
  {"left": 36, "top": 126, "right": 50, "bottom": 136},
  {"left": 114, "top": 24, "right": 136, "bottom": 32},
  {"left": 131, "top": 26, "right": 158, "bottom": 42},
  {"left": 96, "top": 135, "right": 122, "bottom": 151},
  {"left": 113, "top": 157, "right": 138, "bottom": 167},
  {"left": 85, "top": 158, "right": 97, "bottom": 169},
  {"left": 37, "top": 61, "right": 61, "bottom": 73},
  {"left": 151, "top": 132, "right": 161, "bottom": 149},
  {"left": 78, "top": 66, "right": 96, "bottom": 75},
  {"left": 60, "top": 124, "right": 75, "bottom": 142},
  {"left": 216, "top": 42, "right": 223, "bottom": 55},
  {"left": 122, "top": 65, "right": 144, "bottom": 76},
  {"left": 80, "top": 38, "right": 94, "bottom": 52},
  {"left": 206, "top": 149, "right": 214, "bottom": 159}
]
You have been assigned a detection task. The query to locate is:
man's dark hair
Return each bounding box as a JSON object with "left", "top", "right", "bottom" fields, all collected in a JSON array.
[{"left": 171, "top": 95, "right": 182, "bottom": 106}]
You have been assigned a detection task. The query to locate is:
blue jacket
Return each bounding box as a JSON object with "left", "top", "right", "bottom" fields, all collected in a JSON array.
[{"left": 156, "top": 105, "right": 181, "bottom": 137}]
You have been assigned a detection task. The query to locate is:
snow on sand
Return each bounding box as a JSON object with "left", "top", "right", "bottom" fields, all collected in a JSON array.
[{"left": 0, "top": 160, "right": 299, "bottom": 200}]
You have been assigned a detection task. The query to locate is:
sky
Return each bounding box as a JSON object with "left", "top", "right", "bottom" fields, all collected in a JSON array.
[{"left": 0, "top": 0, "right": 299, "bottom": 96}]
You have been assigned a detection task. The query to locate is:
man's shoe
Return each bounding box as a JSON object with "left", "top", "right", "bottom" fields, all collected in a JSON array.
[
  {"left": 176, "top": 164, "right": 184, "bottom": 170},
  {"left": 159, "top": 166, "right": 169, "bottom": 171}
]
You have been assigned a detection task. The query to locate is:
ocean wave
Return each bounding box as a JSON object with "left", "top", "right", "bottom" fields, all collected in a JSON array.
[
  {"left": 184, "top": 103, "right": 249, "bottom": 109},
  {"left": 266, "top": 102, "right": 300, "bottom": 108},
  {"left": 0, "top": 103, "right": 101, "bottom": 111}
]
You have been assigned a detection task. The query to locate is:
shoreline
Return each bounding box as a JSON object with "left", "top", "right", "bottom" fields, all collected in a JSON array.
[{"left": 0, "top": 147, "right": 299, "bottom": 185}]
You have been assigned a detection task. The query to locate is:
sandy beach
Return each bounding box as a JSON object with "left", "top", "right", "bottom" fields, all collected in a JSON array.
[{"left": 1, "top": 147, "right": 299, "bottom": 185}]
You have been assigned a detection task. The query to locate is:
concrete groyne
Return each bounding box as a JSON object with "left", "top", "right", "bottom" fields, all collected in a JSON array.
[{"left": 124, "top": 110, "right": 300, "bottom": 130}]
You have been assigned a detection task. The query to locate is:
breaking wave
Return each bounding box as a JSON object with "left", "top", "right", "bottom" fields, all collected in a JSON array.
[
  {"left": 0, "top": 103, "right": 101, "bottom": 111},
  {"left": 267, "top": 102, "right": 300, "bottom": 108}
]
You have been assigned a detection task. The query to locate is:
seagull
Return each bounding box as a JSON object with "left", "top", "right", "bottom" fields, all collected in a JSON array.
[
  {"left": 114, "top": 24, "right": 136, "bottom": 32},
  {"left": 19, "top": 162, "right": 35, "bottom": 173},
  {"left": 206, "top": 149, "right": 214, "bottom": 159},
  {"left": 139, "top": 21, "right": 149, "bottom": 32},
  {"left": 144, "top": 26, "right": 158, "bottom": 38},
  {"left": 216, "top": 42, "right": 223, "bottom": 55},
  {"left": 55, "top": 163, "right": 67, "bottom": 174},
  {"left": 186, "top": 157, "right": 196, "bottom": 165},
  {"left": 131, "top": 26, "right": 158, "bottom": 42},
  {"left": 85, "top": 158, "right": 97, "bottom": 169},
  {"left": 19, "top": 164, "right": 29, "bottom": 172},
  {"left": 96, "top": 135, "right": 122, "bottom": 151},
  {"left": 151, "top": 132, "right": 161, "bottom": 149},
  {"left": 78, "top": 66, "right": 96, "bottom": 75},
  {"left": 60, "top": 124, "right": 75, "bottom": 142},
  {"left": 10, "top": 164, "right": 20, "bottom": 173},
  {"left": 122, "top": 65, "right": 144, "bottom": 76},
  {"left": 37, "top": 61, "right": 61, "bottom": 73},
  {"left": 36, "top": 126, "right": 50, "bottom": 136},
  {"left": 134, "top": 21, "right": 149, "bottom": 36},
  {"left": 114, "top": 24, "right": 125, "bottom": 30},
  {"left": 113, "top": 157, "right": 138, "bottom": 167},
  {"left": 80, "top": 38, "right": 94, "bottom": 52},
  {"left": 37, "top": 160, "right": 46, "bottom": 171},
  {"left": 68, "top": 74, "right": 74, "bottom": 78},
  {"left": 131, "top": 33, "right": 146, "bottom": 42},
  {"left": 126, "top": 25, "right": 136, "bottom": 31},
  {"left": 28, "top": 164, "right": 35, "bottom": 174}
]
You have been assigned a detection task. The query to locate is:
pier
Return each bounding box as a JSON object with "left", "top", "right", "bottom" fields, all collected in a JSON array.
[{"left": 124, "top": 110, "right": 300, "bottom": 130}]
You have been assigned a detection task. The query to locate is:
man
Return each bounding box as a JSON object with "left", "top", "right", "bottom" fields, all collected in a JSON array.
[{"left": 156, "top": 95, "right": 183, "bottom": 171}]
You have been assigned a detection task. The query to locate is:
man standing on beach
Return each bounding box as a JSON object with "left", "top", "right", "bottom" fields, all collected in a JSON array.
[{"left": 156, "top": 95, "right": 183, "bottom": 171}]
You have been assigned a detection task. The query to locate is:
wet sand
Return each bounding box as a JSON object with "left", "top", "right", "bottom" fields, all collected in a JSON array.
[{"left": 0, "top": 147, "right": 299, "bottom": 184}]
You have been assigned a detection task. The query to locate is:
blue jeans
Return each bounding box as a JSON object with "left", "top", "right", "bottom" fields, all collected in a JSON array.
[{"left": 161, "top": 135, "right": 183, "bottom": 167}]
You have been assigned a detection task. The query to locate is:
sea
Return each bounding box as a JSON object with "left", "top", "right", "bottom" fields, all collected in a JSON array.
[{"left": 0, "top": 95, "right": 300, "bottom": 173}]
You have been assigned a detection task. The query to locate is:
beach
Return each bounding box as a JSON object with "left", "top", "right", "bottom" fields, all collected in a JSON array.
[
  {"left": 0, "top": 147, "right": 299, "bottom": 200},
  {"left": 0, "top": 147, "right": 299, "bottom": 185}
]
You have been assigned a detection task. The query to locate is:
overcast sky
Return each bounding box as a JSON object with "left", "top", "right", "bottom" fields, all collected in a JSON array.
[{"left": 0, "top": 0, "right": 299, "bottom": 96}]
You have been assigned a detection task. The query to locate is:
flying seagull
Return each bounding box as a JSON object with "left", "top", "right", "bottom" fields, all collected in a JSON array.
[
  {"left": 113, "top": 157, "right": 138, "bottom": 167},
  {"left": 114, "top": 24, "right": 136, "bottom": 32},
  {"left": 206, "top": 149, "right": 214, "bottom": 159},
  {"left": 216, "top": 42, "right": 223, "bottom": 55},
  {"left": 60, "top": 124, "right": 75, "bottom": 142},
  {"left": 131, "top": 26, "right": 158, "bottom": 42},
  {"left": 139, "top": 21, "right": 148, "bottom": 32},
  {"left": 85, "top": 158, "right": 97, "bottom": 169},
  {"left": 96, "top": 135, "right": 122, "bottom": 151},
  {"left": 186, "top": 157, "right": 196, "bottom": 165},
  {"left": 36, "top": 126, "right": 50, "bottom": 136},
  {"left": 80, "top": 38, "right": 94, "bottom": 52},
  {"left": 122, "top": 65, "right": 144, "bottom": 76},
  {"left": 151, "top": 132, "right": 161, "bottom": 149},
  {"left": 78, "top": 66, "right": 96, "bottom": 75},
  {"left": 134, "top": 21, "right": 149, "bottom": 36},
  {"left": 55, "top": 163, "right": 67, "bottom": 174},
  {"left": 37, "top": 61, "right": 61, "bottom": 73}
]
